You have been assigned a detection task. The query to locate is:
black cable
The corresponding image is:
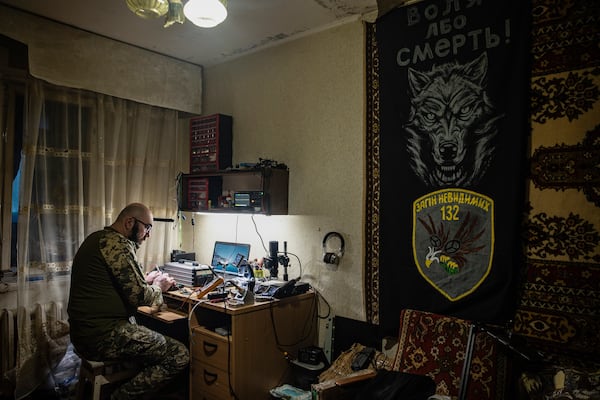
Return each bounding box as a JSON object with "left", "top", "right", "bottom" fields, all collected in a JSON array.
[
  {"left": 250, "top": 214, "right": 268, "bottom": 254},
  {"left": 269, "top": 293, "right": 318, "bottom": 353},
  {"left": 234, "top": 214, "right": 239, "bottom": 243},
  {"left": 313, "top": 288, "right": 332, "bottom": 320}
]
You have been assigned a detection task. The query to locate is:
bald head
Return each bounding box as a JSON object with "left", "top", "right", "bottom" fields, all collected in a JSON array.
[
  {"left": 117, "top": 203, "right": 152, "bottom": 221},
  {"left": 112, "top": 203, "right": 154, "bottom": 244}
]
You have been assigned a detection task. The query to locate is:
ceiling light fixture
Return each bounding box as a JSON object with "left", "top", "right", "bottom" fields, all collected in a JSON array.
[
  {"left": 183, "top": 0, "right": 228, "bottom": 28},
  {"left": 125, "top": 0, "right": 169, "bottom": 19},
  {"left": 164, "top": 0, "right": 185, "bottom": 27}
]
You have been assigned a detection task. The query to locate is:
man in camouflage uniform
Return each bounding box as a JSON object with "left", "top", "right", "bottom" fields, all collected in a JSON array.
[{"left": 68, "top": 203, "right": 189, "bottom": 399}]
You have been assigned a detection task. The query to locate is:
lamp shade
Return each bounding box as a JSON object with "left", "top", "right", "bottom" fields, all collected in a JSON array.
[
  {"left": 126, "top": 0, "right": 169, "bottom": 18},
  {"left": 184, "top": 0, "right": 227, "bottom": 28}
]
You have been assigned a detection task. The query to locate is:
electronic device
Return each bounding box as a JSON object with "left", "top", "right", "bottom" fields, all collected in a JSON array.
[
  {"left": 254, "top": 278, "right": 308, "bottom": 299},
  {"left": 263, "top": 240, "right": 292, "bottom": 280},
  {"left": 322, "top": 232, "right": 345, "bottom": 265},
  {"left": 264, "top": 241, "right": 279, "bottom": 278},
  {"left": 210, "top": 241, "right": 251, "bottom": 276},
  {"left": 273, "top": 278, "right": 298, "bottom": 299},
  {"left": 162, "top": 261, "right": 212, "bottom": 287},
  {"left": 255, "top": 278, "right": 297, "bottom": 299},
  {"left": 255, "top": 280, "right": 285, "bottom": 298},
  {"left": 292, "top": 282, "right": 310, "bottom": 296},
  {"left": 233, "top": 191, "right": 264, "bottom": 211},
  {"left": 170, "top": 250, "right": 196, "bottom": 262},
  {"left": 299, "top": 346, "right": 325, "bottom": 366},
  {"left": 207, "top": 292, "right": 228, "bottom": 300},
  {"left": 351, "top": 347, "right": 375, "bottom": 371}
]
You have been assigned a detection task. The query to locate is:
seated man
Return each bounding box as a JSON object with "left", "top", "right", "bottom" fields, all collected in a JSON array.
[{"left": 68, "top": 203, "right": 189, "bottom": 400}]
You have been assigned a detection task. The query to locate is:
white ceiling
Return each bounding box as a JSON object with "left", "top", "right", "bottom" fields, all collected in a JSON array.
[{"left": 0, "top": 0, "right": 378, "bottom": 68}]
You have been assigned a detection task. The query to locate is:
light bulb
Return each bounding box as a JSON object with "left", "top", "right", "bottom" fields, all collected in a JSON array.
[{"left": 183, "top": 0, "right": 227, "bottom": 28}]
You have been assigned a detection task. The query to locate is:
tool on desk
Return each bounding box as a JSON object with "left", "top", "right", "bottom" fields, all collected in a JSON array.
[
  {"left": 226, "top": 268, "right": 255, "bottom": 306},
  {"left": 173, "top": 276, "right": 223, "bottom": 311},
  {"left": 194, "top": 276, "right": 225, "bottom": 299}
]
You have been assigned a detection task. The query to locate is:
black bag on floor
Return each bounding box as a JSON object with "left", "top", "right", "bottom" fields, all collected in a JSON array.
[{"left": 353, "top": 370, "right": 436, "bottom": 400}]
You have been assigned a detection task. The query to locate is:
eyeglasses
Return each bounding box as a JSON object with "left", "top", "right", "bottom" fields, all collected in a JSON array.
[{"left": 133, "top": 217, "right": 153, "bottom": 233}]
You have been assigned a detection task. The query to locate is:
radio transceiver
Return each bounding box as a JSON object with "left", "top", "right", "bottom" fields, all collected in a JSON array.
[{"left": 233, "top": 191, "right": 264, "bottom": 211}]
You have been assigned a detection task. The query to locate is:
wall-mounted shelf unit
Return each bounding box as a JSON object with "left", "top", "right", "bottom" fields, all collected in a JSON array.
[
  {"left": 179, "top": 167, "right": 289, "bottom": 215},
  {"left": 189, "top": 114, "right": 232, "bottom": 173}
]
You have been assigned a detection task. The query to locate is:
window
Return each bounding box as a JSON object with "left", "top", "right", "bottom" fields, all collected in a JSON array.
[
  {"left": 1, "top": 35, "right": 27, "bottom": 274},
  {"left": 0, "top": 83, "right": 24, "bottom": 273}
]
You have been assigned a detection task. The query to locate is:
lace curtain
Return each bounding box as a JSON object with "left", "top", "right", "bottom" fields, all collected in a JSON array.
[{"left": 12, "top": 78, "right": 181, "bottom": 398}]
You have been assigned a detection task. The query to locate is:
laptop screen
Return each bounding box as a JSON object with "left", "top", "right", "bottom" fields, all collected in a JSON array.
[{"left": 211, "top": 241, "right": 251, "bottom": 275}]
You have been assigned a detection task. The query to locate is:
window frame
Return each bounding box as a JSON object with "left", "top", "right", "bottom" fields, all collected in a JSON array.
[{"left": 1, "top": 80, "right": 24, "bottom": 273}]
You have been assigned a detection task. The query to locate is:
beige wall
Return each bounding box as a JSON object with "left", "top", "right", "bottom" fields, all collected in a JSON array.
[
  {"left": 0, "top": 14, "right": 368, "bottom": 350},
  {"left": 179, "top": 21, "right": 367, "bottom": 334}
]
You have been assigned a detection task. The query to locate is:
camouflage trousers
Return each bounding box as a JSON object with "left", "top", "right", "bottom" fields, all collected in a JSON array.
[{"left": 75, "top": 319, "right": 189, "bottom": 400}]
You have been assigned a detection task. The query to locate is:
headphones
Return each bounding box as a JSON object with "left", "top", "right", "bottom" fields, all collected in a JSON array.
[{"left": 322, "top": 232, "right": 345, "bottom": 265}]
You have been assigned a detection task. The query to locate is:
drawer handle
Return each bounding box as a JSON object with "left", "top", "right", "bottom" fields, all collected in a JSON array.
[
  {"left": 203, "top": 340, "right": 218, "bottom": 356},
  {"left": 203, "top": 369, "right": 218, "bottom": 385}
]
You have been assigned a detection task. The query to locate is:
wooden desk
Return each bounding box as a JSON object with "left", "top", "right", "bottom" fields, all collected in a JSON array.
[{"left": 160, "top": 289, "right": 318, "bottom": 400}]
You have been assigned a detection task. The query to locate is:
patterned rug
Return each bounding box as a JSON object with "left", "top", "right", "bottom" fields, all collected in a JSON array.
[
  {"left": 393, "top": 309, "right": 507, "bottom": 399},
  {"left": 512, "top": 0, "right": 600, "bottom": 365}
]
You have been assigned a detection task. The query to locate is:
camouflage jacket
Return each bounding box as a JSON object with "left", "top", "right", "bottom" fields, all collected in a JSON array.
[{"left": 67, "top": 227, "right": 163, "bottom": 342}]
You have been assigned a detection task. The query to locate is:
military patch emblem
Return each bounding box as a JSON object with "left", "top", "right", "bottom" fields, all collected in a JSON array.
[{"left": 413, "top": 188, "right": 494, "bottom": 301}]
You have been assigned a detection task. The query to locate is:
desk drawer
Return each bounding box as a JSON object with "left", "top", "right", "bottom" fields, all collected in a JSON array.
[
  {"left": 191, "top": 359, "right": 233, "bottom": 400},
  {"left": 191, "top": 327, "right": 230, "bottom": 371}
]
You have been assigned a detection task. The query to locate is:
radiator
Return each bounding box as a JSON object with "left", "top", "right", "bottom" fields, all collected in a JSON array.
[{"left": 0, "top": 301, "right": 65, "bottom": 380}]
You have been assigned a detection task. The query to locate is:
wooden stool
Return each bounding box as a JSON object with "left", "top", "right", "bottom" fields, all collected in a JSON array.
[{"left": 76, "top": 356, "right": 138, "bottom": 400}]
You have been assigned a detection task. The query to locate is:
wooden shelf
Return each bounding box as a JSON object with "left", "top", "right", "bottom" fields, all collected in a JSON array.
[{"left": 179, "top": 167, "right": 289, "bottom": 215}]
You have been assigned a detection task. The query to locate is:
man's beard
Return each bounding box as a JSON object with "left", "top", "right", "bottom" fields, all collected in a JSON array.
[{"left": 128, "top": 223, "right": 141, "bottom": 242}]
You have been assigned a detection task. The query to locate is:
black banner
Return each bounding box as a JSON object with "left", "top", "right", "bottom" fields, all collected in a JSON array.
[{"left": 372, "top": 0, "right": 531, "bottom": 333}]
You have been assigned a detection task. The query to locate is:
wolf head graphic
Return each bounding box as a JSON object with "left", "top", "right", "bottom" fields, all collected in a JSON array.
[{"left": 405, "top": 52, "right": 503, "bottom": 187}]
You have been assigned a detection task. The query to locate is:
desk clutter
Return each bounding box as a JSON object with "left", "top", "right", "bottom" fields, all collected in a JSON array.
[
  {"left": 140, "top": 242, "right": 321, "bottom": 399},
  {"left": 157, "top": 275, "right": 310, "bottom": 312},
  {"left": 162, "top": 241, "right": 311, "bottom": 309},
  {"left": 137, "top": 275, "right": 318, "bottom": 400},
  {"left": 186, "top": 287, "right": 318, "bottom": 399}
]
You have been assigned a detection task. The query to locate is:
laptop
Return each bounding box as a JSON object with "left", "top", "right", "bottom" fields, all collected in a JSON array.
[{"left": 211, "top": 241, "right": 251, "bottom": 276}]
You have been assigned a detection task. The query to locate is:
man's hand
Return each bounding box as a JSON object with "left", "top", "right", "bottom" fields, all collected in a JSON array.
[
  {"left": 153, "top": 272, "right": 176, "bottom": 292},
  {"left": 145, "top": 270, "right": 161, "bottom": 284}
]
